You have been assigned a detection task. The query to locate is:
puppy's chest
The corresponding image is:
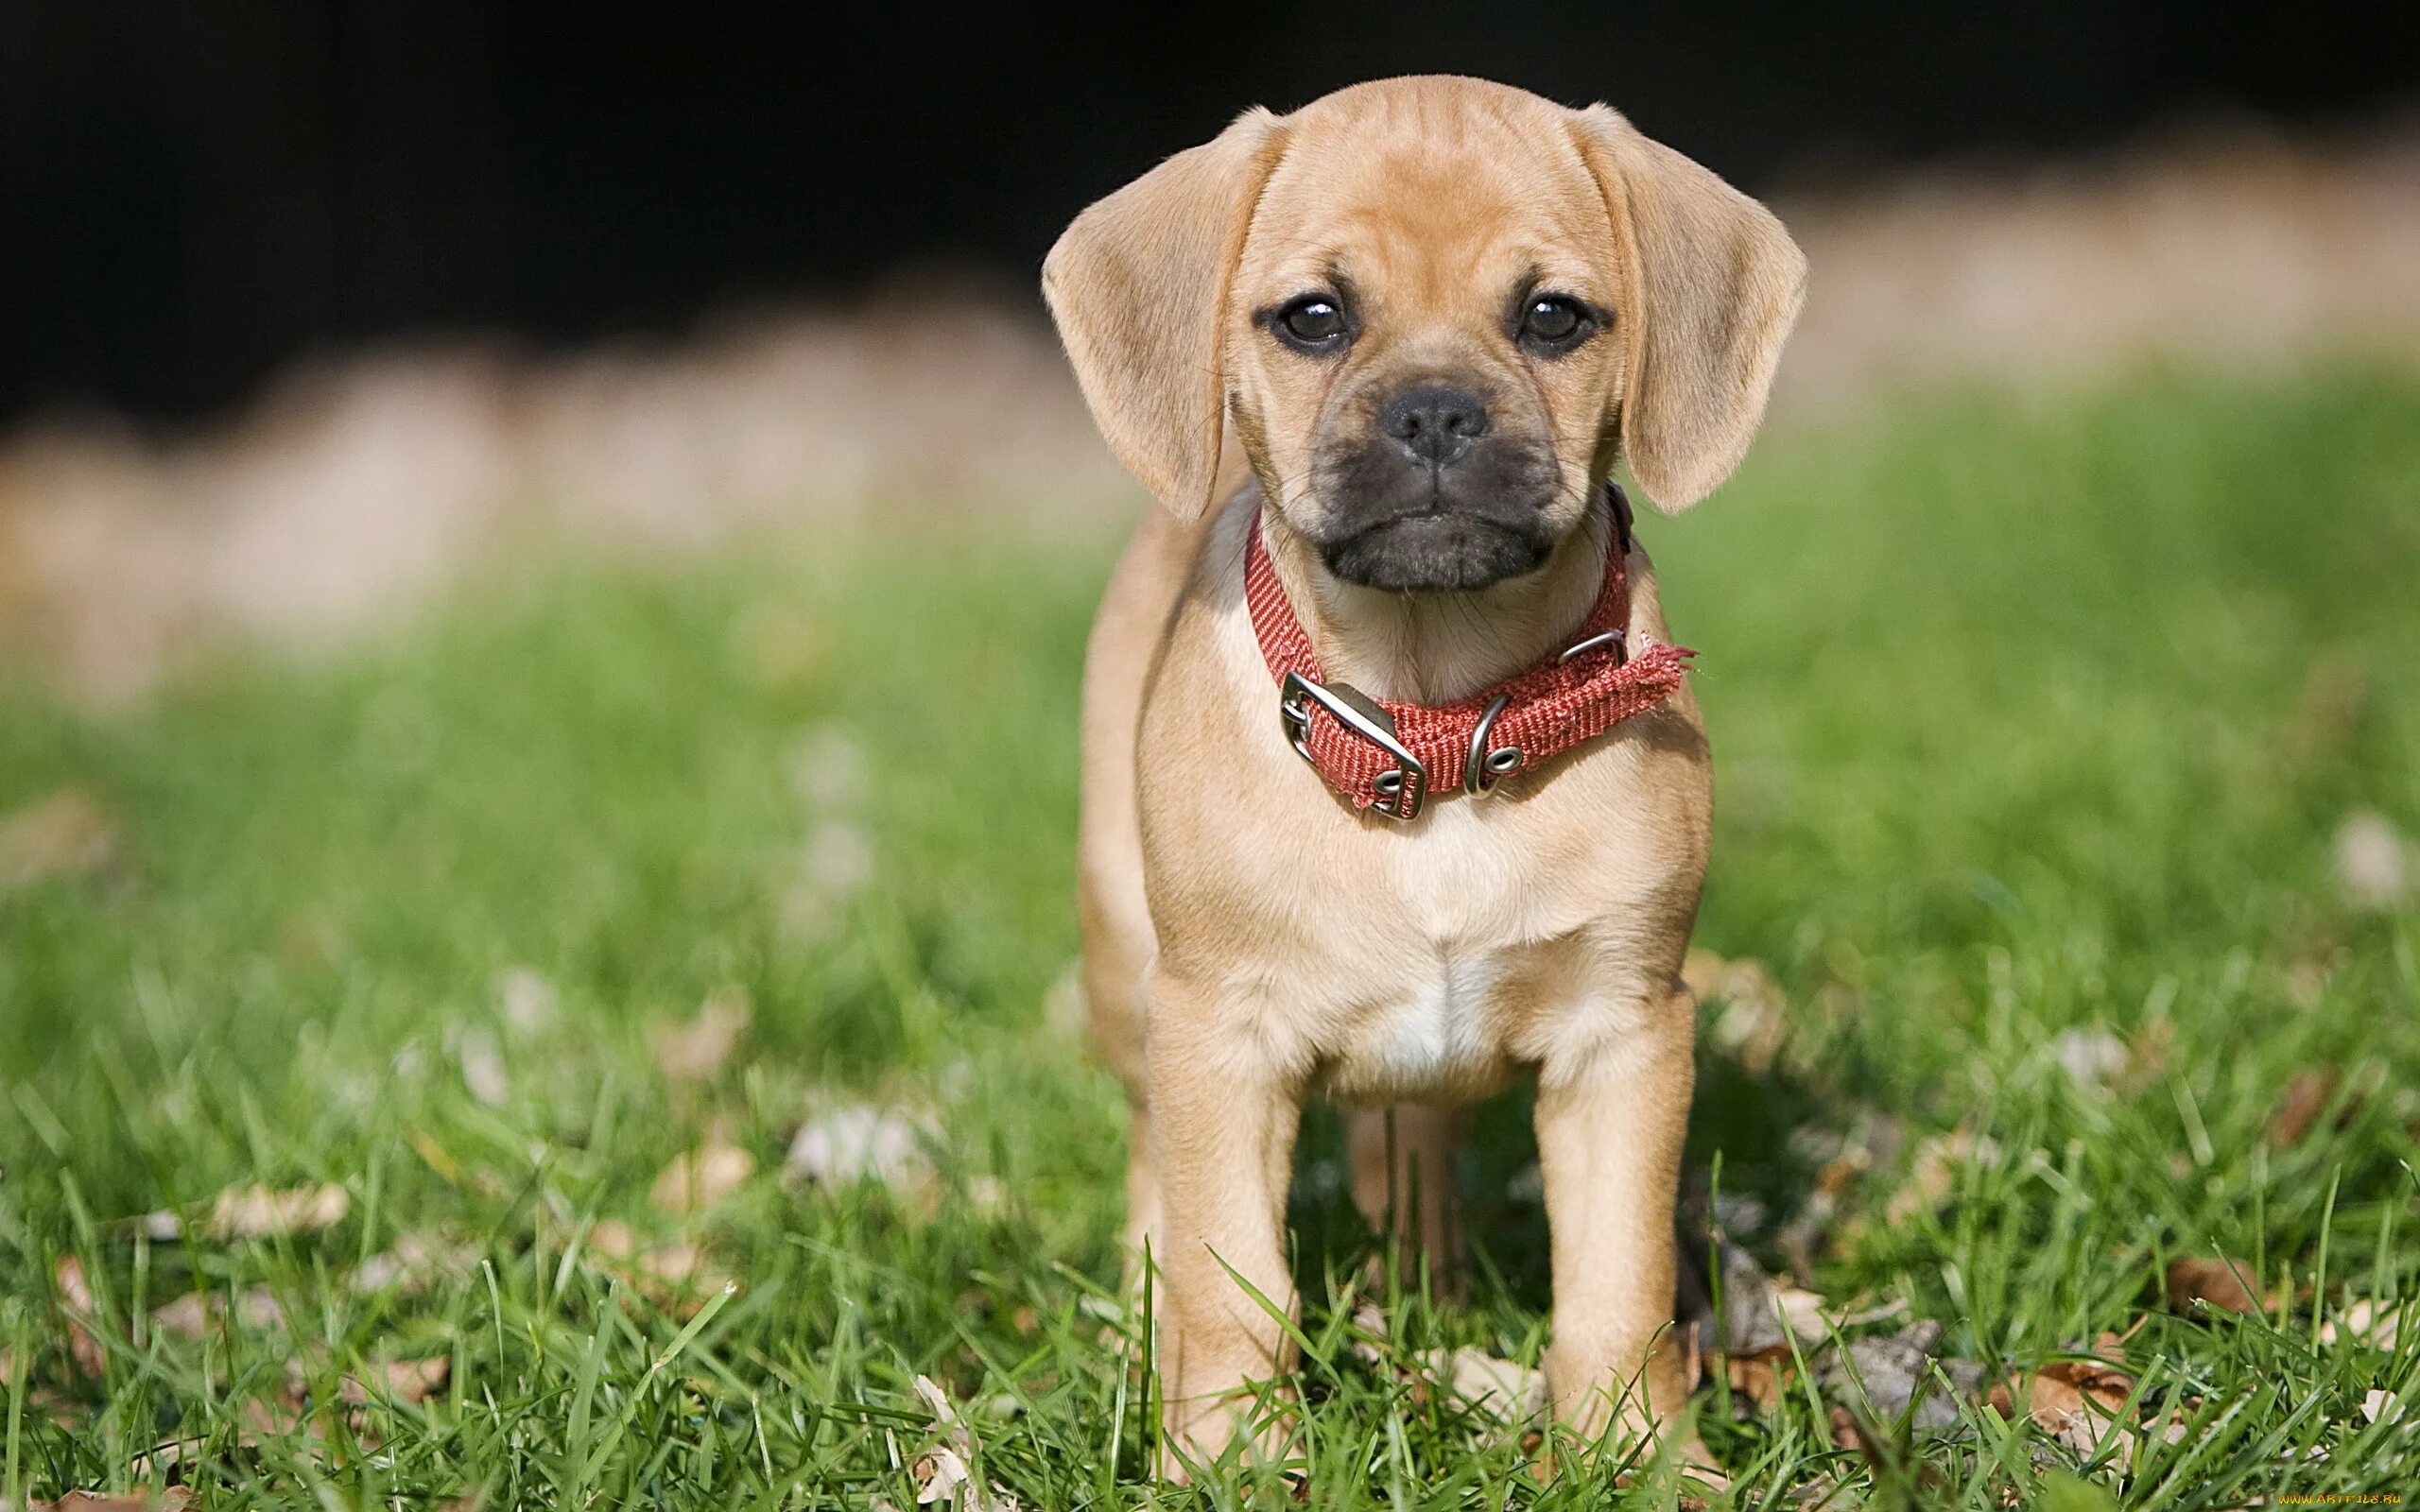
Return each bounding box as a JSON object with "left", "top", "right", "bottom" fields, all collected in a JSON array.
[
  {"left": 1320, "top": 944, "right": 1528, "bottom": 1100},
  {"left": 1309, "top": 814, "right": 1569, "bottom": 1101}
]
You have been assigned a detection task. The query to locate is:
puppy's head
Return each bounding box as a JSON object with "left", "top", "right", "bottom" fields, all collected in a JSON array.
[{"left": 1045, "top": 77, "right": 1806, "bottom": 592}]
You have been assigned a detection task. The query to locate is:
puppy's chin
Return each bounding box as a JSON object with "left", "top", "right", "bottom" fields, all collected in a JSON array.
[{"left": 1320, "top": 514, "right": 1554, "bottom": 593}]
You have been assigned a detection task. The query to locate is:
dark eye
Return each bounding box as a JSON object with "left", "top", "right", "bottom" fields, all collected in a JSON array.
[
  {"left": 1519, "top": 295, "right": 1593, "bottom": 352},
  {"left": 1274, "top": 295, "right": 1349, "bottom": 352}
]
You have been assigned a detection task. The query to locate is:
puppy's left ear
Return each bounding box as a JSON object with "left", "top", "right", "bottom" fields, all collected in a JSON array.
[
  {"left": 1571, "top": 106, "right": 1806, "bottom": 510},
  {"left": 1044, "top": 109, "right": 1287, "bottom": 518}
]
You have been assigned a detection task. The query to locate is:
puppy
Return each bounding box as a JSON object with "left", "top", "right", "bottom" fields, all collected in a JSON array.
[{"left": 1044, "top": 76, "right": 1804, "bottom": 1471}]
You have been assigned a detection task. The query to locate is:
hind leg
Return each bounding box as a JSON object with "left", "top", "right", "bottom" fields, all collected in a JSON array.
[
  {"left": 1080, "top": 866, "right": 1161, "bottom": 1264},
  {"left": 1075, "top": 523, "right": 1184, "bottom": 1267},
  {"left": 1347, "top": 1104, "right": 1465, "bottom": 1294}
]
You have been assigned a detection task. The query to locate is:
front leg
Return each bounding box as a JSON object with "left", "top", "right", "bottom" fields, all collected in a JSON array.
[
  {"left": 1145, "top": 969, "right": 1304, "bottom": 1476},
  {"left": 1534, "top": 985, "right": 1698, "bottom": 1456}
]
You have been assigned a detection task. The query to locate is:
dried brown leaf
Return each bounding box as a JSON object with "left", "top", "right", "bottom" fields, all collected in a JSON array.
[
  {"left": 648, "top": 988, "right": 750, "bottom": 1083},
  {"left": 1825, "top": 1403, "right": 1866, "bottom": 1452},
  {"left": 1886, "top": 1128, "right": 1997, "bottom": 1224},
  {"left": 0, "top": 786, "right": 119, "bottom": 895},
  {"left": 2165, "top": 1256, "right": 2265, "bottom": 1316},
  {"left": 582, "top": 1220, "right": 736, "bottom": 1314},
  {"left": 350, "top": 1230, "right": 477, "bottom": 1295},
  {"left": 1693, "top": 954, "right": 1791, "bottom": 1076},
  {"left": 2025, "top": 1350, "right": 2137, "bottom": 1457},
  {"left": 649, "top": 1137, "right": 755, "bottom": 1214},
  {"left": 53, "top": 1256, "right": 106, "bottom": 1377},
  {"left": 164, "top": 1181, "right": 353, "bottom": 1241},
  {"left": 908, "top": 1374, "right": 1022, "bottom": 1511},
  {"left": 2320, "top": 1298, "right": 2404, "bottom": 1350},
  {"left": 1726, "top": 1352, "right": 1794, "bottom": 1414},
  {"left": 586, "top": 1218, "right": 639, "bottom": 1260},
  {"left": 1415, "top": 1348, "right": 1547, "bottom": 1421},
  {"left": 2266, "top": 1067, "right": 2339, "bottom": 1148},
  {"left": 153, "top": 1284, "right": 285, "bottom": 1337},
  {"left": 216, "top": 1181, "right": 349, "bottom": 1238},
  {"left": 338, "top": 1355, "right": 450, "bottom": 1406}
]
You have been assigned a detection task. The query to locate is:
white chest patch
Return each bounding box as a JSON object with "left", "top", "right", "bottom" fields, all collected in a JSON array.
[{"left": 1374, "top": 949, "right": 1500, "bottom": 1080}]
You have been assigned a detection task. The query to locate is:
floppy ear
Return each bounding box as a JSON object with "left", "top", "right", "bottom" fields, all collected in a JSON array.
[
  {"left": 1571, "top": 105, "right": 1806, "bottom": 510},
  {"left": 1043, "top": 109, "right": 1286, "bottom": 517}
]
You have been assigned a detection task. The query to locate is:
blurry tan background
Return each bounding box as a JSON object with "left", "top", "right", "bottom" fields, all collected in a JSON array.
[{"left": 6, "top": 119, "right": 2415, "bottom": 703}]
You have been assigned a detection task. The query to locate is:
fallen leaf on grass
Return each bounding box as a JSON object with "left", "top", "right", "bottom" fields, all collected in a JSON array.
[
  {"left": 53, "top": 1257, "right": 107, "bottom": 1376},
  {"left": 148, "top": 1284, "right": 284, "bottom": 1337},
  {"left": 2026, "top": 1348, "right": 2137, "bottom": 1458},
  {"left": 1414, "top": 1348, "right": 1547, "bottom": 1421},
  {"left": 2320, "top": 1298, "right": 2404, "bottom": 1350},
  {"left": 786, "top": 1104, "right": 937, "bottom": 1194},
  {"left": 493, "top": 967, "right": 559, "bottom": 1032},
  {"left": 649, "top": 1136, "right": 756, "bottom": 1213},
  {"left": 2362, "top": 1388, "right": 2403, "bottom": 1425},
  {"left": 142, "top": 1181, "right": 350, "bottom": 1242},
  {"left": 1704, "top": 1242, "right": 1838, "bottom": 1356},
  {"left": 2165, "top": 1256, "right": 2266, "bottom": 1316},
  {"left": 1726, "top": 1352, "right": 1794, "bottom": 1414},
  {"left": 0, "top": 786, "right": 119, "bottom": 895},
  {"left": 1820, "top": 1319, "right": 1979, "bottom": 1431},
  {"left": 1773, "top": 1113, "right": 1903, "bottom": 1280},
  {"left": 648, "top": 988, "right": 751, "bottom": 1083},
  {"left": 908, "top": 1374, "right": 1023, "bottom": 1511},
  {"left": 213, "top": 1181, "right": 349, "bottom": 1239},
  {"left": 337, "top": 1355, "right": 451, "bottom": 1406},
  {"left": 583, "top": 1224, "right": 738, "bottom": 1315},
  {"left": 2051, "top": 1027, "right": 2130, "bottom": 1090},
  {"left": 9, "top": 1493, "right": 194, "bottom": 1511},
  {"left": 2333, "top": 810, "right": 2411, "bottom": 912},
  {"left": 2267, "top": 1067, "right": 2340, "bottom": 1148},
  {"left": 350, "top": 1231, "right": 478, "bottom": 1295},
  {"left": 1687, "top": 952, "right": 1790, "bottom": 1076},
  {"left": 1885, "top": 1128, "right": 1999, "bottom": 1224},
  {"left": 458, "top": 1027, "right": 510, "bottom": 1107}
]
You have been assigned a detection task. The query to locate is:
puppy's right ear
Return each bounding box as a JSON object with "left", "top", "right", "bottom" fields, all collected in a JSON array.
[{"left": 1044, "top": 109, "right": 1285, "bottom": 518}]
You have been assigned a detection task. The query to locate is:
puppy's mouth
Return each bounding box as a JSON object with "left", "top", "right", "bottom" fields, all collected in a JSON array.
[{"left": 1318, "top": 508, "right": 1556, "bottom": 593}]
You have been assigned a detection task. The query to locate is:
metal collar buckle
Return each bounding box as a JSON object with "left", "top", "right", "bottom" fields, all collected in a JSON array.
[
  {"left": 1556, "top": 628, "right": 1626, "bottom": 667},
  {"left": 1279, "top": 671, "right": 1428, "bottom": 821},
  {"left": 1463, "top": 693, "right": 1523, "bottom": 798}
]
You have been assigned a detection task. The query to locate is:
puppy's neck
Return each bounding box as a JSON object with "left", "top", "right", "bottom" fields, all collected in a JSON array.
[{"left": 1259, "top": 504, "right": 1616, "bottom": 706}]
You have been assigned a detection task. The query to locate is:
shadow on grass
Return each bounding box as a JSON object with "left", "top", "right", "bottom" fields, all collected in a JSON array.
[{"left": 1281, "top": 1021, "right": 1841, "bottom": 1323}]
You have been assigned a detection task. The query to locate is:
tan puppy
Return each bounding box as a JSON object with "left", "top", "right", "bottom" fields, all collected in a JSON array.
[{"left": 1045, "top": 76, "right": 1803, "bottom": 1471}]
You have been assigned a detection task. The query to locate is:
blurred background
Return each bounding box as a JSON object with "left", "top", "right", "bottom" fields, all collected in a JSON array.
[{"left": 2, "top": 0, "right": 2416, "bottom": 699}]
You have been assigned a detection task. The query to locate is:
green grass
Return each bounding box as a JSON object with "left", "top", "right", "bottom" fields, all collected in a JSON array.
[{"left": 2, "top": 366, "right": 2417, "bottom": 1507}]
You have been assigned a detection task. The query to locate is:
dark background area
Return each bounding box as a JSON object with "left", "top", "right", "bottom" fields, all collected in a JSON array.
[{"left": 3, "top": 1, "right": 2413, "bottom": 428}]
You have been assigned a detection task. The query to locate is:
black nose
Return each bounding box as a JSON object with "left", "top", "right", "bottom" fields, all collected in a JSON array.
[{"left": 1378, "top": 385, "right": 1489, "bottom": 467}]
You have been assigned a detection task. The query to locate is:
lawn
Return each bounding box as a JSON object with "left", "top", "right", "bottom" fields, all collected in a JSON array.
[{"left": 1, "top": 367, "right": 2415, "bottom": 1508}]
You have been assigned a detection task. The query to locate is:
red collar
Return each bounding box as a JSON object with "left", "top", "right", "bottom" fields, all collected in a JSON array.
[{"left": 1245, "top": 483, "right": 1693, "bottom": 821}]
